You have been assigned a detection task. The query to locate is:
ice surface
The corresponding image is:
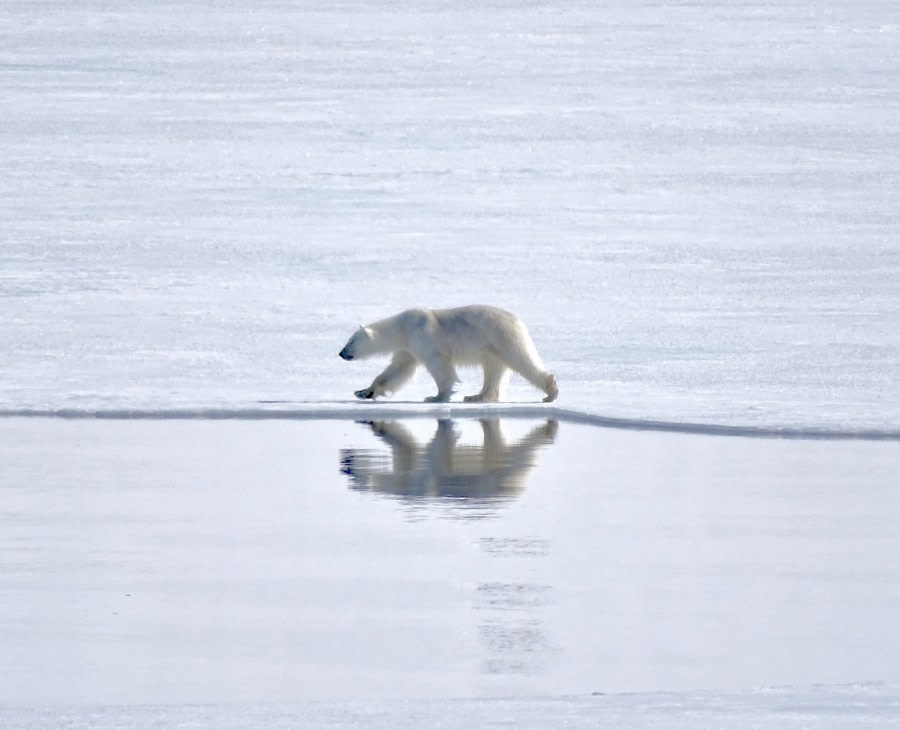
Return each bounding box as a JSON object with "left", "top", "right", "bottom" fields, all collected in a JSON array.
[
  {"left": 2, "top": 418, "right": 899, "bottom": 713},
  {"left": 3, "top": 684, "right": 900, "bottom": 730},
  {"left": 0, "top": 0, "right": 898, "bottom": 430},
  {"left": 2, "top": 0, "right": 899, "bottom": 724}
]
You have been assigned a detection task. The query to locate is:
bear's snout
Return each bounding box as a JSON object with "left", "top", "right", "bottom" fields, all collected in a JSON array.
[{"left": 339, "top": 347, "right": 353, "bottom": 361}]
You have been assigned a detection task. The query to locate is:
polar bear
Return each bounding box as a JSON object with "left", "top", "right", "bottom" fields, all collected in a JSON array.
[{"left": 339, "top": 305, "right": 558, "bottom": 403}]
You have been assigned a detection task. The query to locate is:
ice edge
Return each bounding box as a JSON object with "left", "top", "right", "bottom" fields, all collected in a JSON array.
[{"left": 1, "top": 404, "right": 898, "bottom": 441}]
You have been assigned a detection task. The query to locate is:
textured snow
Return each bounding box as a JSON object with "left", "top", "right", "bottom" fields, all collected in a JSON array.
[
  {"left": 3, "top": 684, "right": 900, "bottom": 730},
  {"left": 1, "top": 0, "right": 898, "bottom": 430}
]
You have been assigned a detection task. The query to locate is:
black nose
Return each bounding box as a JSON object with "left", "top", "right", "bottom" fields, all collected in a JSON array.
[{"left": 339, "top": 349, "right": 353, "bottom": 360}]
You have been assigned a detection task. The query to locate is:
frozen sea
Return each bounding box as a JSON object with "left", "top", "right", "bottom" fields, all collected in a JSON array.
[
  {"left": 3, "top": 416, "right": 900, "bottom": 728},
  {"left": 1, "top": 0, "right": 899, "bottom": 726},
  {"left": 2, "top": 0, "right": 898, "bottom": 429}
]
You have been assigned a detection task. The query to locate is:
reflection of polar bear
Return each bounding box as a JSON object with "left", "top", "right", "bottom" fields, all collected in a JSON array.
[
  {"left": 338, "top": 305, "right": 558, "bottom": 403},
  {"left": 340, "top": 418, "right": 558, "bottom": 502}
]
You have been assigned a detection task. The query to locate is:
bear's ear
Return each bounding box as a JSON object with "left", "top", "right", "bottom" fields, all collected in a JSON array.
[{"left": 362, "top": 326, "right": 374, "bottom": 338}]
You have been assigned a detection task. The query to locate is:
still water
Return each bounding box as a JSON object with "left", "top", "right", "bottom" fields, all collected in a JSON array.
[{"left": 1, "top": 417, "right": 898, "bottom": 705}]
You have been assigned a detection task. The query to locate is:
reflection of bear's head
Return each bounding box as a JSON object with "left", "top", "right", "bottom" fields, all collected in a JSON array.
[{"left": 339, "top": 326, "right": 375, "bottom": 361}]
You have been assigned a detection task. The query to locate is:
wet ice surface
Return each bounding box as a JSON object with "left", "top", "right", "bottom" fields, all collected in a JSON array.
[
  {"left": 4, "top": 687, "right": 900, "bottom": 730},
  {"left": 2, "top": 417, "right": 898, "bottom": 713},
  {"left": 1, "top": 1, "right": 898, "bottom": 430}
]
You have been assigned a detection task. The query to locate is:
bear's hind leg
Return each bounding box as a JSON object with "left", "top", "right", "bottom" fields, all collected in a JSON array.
[
  {"left": 502, "top": 350, "right": 558, "bottom": 403},
  {"left": 541, "top": 374, "right": 559, "bottom": 402},
  {"left": 464, "top": 358, "right": 507, "bottom": 403}
]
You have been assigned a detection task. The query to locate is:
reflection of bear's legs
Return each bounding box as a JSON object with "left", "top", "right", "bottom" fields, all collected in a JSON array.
[
  {"left": 422, "top": 354, "right": 459, "bottom": 402},
  {"left": 478, "top": 418, "right": 505, "bottom": 466},
  {"left": 464, "top": 358, "right": 507, "bottom": 403},
  {"left": 355, "top": 352, "right": 418, "bottom": 400},
  {"left": 501, "top": 351, "right": 559, "bottom": 403},
  {"left": 427, "top": 419, "right": 459, "bottom": 476}
]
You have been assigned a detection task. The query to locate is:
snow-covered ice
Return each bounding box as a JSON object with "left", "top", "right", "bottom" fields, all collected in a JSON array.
[
  {"left": 1, "top": 0, "right": 899, "bottom": 725},
  {"left": 3, "top": 685, "right": 900, "bottom": 730},
  {"left": 1, "top": 0, "right": 897, "bottom": 430}
]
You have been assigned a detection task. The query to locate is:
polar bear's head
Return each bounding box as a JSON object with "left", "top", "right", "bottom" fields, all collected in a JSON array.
[{"left": 339, "top": 325, "right": 376, "bottom": 361}]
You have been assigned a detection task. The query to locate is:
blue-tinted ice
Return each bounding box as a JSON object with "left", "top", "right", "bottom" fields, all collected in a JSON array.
[{"left": 2, "top": 417, "right": 898, "bottom": 705}]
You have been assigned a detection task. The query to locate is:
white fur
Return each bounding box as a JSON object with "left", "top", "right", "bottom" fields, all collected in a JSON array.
[{"left": 339, "top": 305, "right": 558, "bottom": 403}]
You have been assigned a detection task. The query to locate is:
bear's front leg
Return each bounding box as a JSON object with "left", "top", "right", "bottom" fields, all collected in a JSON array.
[
  {"left": 422, "top": 353, "right": 459, "bottom": 402},
  {"left": 354, "top": 352, "right": 419, "bottom": 401},
  {"left": 424, "top": 393, "right": 452, "bottom": 403}
]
